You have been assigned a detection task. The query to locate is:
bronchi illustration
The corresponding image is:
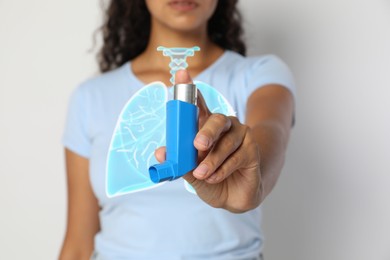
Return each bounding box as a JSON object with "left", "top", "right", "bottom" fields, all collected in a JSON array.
[{"left": 106, "top": 46, "right": 235, "bottom": 197}]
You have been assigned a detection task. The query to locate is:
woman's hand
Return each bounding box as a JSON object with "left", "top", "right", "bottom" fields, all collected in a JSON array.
[
  {"left": 155, "top": 70, "right": 263, "bottom": 213},
  {"left": 186, "top": 92, "right": 263, "bottom": 213}
]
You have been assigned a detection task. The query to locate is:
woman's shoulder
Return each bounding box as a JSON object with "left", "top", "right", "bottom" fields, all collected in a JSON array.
[
  {"left": 215, "top": 50, "right": 296, "bottom": 97},
  {"left": 80, "top": 63, "right": 130, "bottom": 89},
  {"left": 211, "top": 51, "right": 292, "bottom": 83},
  {"left": 223, "top": 51, "right": 288, "bottom": 70},
  {"left": 212, "top": 51, "right": 288, "bottom": 77}
]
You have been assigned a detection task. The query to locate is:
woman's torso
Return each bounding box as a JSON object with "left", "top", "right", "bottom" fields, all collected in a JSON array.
[{"left": 63, "top": 50, "right": 295, "bottom": 259}]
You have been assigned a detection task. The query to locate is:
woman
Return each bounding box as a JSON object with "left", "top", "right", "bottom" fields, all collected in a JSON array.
[{"left": 60, "top": 0, "right": 295, "bottom": 259}]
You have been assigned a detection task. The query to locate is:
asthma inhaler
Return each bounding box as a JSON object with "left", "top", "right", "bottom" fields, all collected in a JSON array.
[{"left": 148, "top": 83, "right": 198, "bottom": 183}]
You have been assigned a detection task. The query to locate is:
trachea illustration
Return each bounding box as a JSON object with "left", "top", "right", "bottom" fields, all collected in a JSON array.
[
  {"left": 157, "top": 46, "right": 200, "bottom": 85},
  {"left": 148, "top": 47, "right": 200, "bottom": 183}
]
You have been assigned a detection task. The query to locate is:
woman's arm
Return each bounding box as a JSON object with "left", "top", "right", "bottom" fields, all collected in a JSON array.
[
  {"left": 59, "top": 149, "right": 100, "bottom": 260},
  {"left": 245, "top": 84, "right": 294, "bottom": 200}
]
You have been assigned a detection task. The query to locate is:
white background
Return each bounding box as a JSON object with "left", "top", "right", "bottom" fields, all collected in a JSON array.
[{"left": 0, "top": 0, "right": 389, "bottom": 259}]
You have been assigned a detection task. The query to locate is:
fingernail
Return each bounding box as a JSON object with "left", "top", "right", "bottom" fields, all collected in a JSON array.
[
  {"left": 194, "top": 164, "right": 209, "bottom": 177},
  {"left": 195, "top": 135, "right": 209, "bottom": 148}
]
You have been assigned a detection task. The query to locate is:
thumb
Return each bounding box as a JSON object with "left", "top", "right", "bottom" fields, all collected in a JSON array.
[
  {"left": 154, "top": 146, "right": 166, "bottom": 163},
  {"left": 175, "top": 69, "right": 193, "bottom": 84}
]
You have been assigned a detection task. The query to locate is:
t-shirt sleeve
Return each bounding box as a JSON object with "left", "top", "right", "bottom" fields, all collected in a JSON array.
[
  {"left": 246, "top": 55, "right": 296, "bottom": 100},
  {"left": 62, "top": 85, "right": 91, "bottom": 158}
]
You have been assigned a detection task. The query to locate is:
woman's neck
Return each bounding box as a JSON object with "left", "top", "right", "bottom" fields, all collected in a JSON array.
[{"left": 131, "top": 20, "right": 224, "bottom": 85}]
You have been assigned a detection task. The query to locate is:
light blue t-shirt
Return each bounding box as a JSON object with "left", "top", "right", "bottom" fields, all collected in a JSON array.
[{"left": 63, "top": 51, "right": 295, "bottom": 260}]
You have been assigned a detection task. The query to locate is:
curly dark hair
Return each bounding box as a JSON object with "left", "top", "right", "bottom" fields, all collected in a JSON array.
[{"left": 98, "top": 0, "right": 246, "bottom": 72}]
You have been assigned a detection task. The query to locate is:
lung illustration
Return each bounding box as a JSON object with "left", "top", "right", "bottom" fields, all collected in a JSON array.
[{"left": 106, "top": 81, "right": 235, "bottom": 197}]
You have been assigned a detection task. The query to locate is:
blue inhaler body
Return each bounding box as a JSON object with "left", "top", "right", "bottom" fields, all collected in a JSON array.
[{"left": 149, "top": 83, "right": 198, "bottom": 183}]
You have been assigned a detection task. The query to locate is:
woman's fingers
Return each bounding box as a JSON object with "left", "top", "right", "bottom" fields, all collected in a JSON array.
[
  {"left": 154, "top": 146, "right": 166, "bottom": 163},
  {"left": 193, "top": 117, "right": 247, "bottom": 179},
  {"left": 194, "top": 113, "right": 233, "bottom": 151},
  {"left": 206, "top": 133, "right": 259, "bottom": 184}
]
